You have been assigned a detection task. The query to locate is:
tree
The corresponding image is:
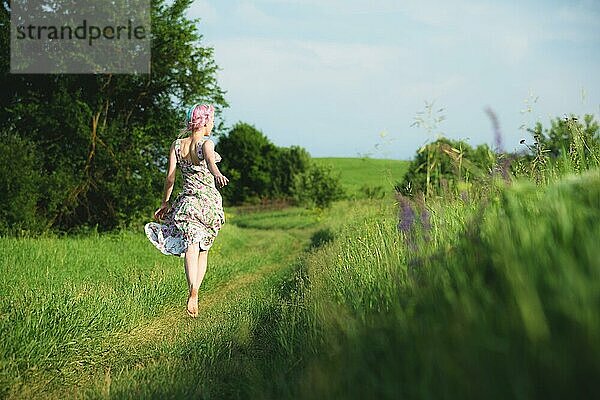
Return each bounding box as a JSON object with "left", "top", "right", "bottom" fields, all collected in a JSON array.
[
  {"left": 216, "top": 122, "right": 344, "bottom": 208},
  {"left": 527, "top": 114, "right": 599, "bottom": 159},
  {"left": 0, "top": 0, "right": 228, "bottom": 232},
  {"left": 216, "top": 122, "right": 280, "bottom": 204}
]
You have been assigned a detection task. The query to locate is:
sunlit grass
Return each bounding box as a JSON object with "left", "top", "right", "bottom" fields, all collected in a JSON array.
[
  {"left": 2, "top": 156, "right": 599, "bottom": 399},
  {"left": 313, "top": 157, "right": 410, "bottom": 197}
]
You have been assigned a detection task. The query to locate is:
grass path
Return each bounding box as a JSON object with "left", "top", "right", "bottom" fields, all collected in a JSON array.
[
  {"left": 1, "top": 206, "right": 323, "bottom": 399},
  {"left": 108, "top": 226, "right": 306, "bottom": 355},
  {"left": 2, "top": 200, "right": 379, "bottom": 398},
  {"left": 73, "top": 233, "right": 304, "bottom": 399}
]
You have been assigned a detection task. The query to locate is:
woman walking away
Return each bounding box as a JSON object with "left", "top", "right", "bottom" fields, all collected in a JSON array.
[{"left": 144, "top": 104, "right": 229, "bottom": 317}]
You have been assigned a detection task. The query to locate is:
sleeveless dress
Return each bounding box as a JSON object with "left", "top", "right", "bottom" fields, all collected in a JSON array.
[{"left": 144, "top": 138, "right": 226, "bottom": 257}]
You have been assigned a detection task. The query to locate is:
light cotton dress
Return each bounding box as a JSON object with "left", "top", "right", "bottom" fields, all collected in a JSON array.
[{"left": 144, "top": 138, "right": 226, "bottom": 257}]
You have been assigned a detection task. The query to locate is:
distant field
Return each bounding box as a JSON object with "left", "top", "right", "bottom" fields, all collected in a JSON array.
[{"left": 313, "top": 157, "right": 410, "bottom": 196}]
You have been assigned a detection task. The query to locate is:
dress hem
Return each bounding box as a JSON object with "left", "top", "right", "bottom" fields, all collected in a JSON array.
[{"left": 144, "top": 222, "right": 214, "bottom": 258}]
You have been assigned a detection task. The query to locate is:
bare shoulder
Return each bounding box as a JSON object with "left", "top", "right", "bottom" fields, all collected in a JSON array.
[{"left": 202, "top": 138, "right": 215, "bottom": 150}]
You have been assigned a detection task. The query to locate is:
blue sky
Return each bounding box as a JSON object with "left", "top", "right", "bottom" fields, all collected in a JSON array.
[{"left": 187, "top": 0, "right": 600, "bottom": 159}]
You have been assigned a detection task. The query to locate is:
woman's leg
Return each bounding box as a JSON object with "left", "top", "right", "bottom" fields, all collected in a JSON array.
[
  {"left": 184, "top": 242, "right": 200, "bottom": 315},
  {"left": 196, "top": 248, "right": 208, "bottom": 289}
]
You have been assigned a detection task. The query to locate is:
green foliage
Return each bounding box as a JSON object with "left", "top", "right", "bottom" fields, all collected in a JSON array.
[
  {"left": 217, "top": 122, "right": 343, "bottom": 208},
  {"left": 0, "top": 0, "right": 227, "bottom": 233},
  {"left": 396, "top": 137, "right": 496, "bottom": 196},
  {"left": 217, "top": 122, "right": 284, "bottom": 204},
  {"left": 272, "top": 145, "right": 312, "bottom": 197},
  {"left": 358, "top": 184, "right": 386, "bottom": 199},
  {"left": 397, "top": 114, "right": 599, "bottom": 199},
  {"left": 279, "top": 170, "right": 600, "bottom": 399},
  {"left": 309, "top": 227, "right": 336, "bottom": 249},
  {"left": 0, "top": 131, "right": 44, "bottom": 234},
  {"left": 529, "top": 114, "right": 599, "bottom": 159},
  {"left": 292, "top": 162, "right": 346, "bottom": 209},
  {"left": 513, "top": 114, "right": 600, "bottom": 183}
]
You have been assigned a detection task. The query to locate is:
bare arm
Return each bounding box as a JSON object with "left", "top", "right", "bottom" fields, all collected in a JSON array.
[
  {"left": 202, "top": 139, "right": 229, "bottom": 189},
  {"left": 161, "top": 142, "right": 177, "bottom": 205}
]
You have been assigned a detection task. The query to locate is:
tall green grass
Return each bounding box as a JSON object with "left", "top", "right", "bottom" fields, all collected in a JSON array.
[
  {"left": 0, "top": 199, "right": 380, "bottom": 399},
  {"left": 0, "top": 214, "right": 318, "bottom": 398},
  {"left": 262, "top": 130, "right": 600, "bottom": 398},
  {"left": 2, "top": 131, "right": 598, "bottom": 398},
  {"left": 286, "top": 171, "right": 599, "bottom": 398}
]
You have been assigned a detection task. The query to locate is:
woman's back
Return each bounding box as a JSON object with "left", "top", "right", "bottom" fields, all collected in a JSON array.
[
  {"left": 174, "top": 138, "right": 222, "bottom": 194},
  {"left": 178, "top": 137, "right": 205, "bottom": 165}
]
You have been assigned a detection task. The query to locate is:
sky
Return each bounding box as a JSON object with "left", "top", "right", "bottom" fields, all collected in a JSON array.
[{"left": 187, "top": 0, "right": 600, "bottom": 159}]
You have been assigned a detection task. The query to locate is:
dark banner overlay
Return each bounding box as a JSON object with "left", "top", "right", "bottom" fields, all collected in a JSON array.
[{"left": 11, "top": 0, "right": 151, "bottom": 74}]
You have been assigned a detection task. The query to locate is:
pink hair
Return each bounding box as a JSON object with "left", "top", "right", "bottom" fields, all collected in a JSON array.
[{"left": 187, "top": 104, "right": 214, "bottom": 132}]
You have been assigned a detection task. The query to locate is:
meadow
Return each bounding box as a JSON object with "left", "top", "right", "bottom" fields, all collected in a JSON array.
[
  {"left": 313, "top": 157, "right": 409, "bottom": 198},
  {"left": 1, "top": 158, "right": 599, "bottom": 399}
]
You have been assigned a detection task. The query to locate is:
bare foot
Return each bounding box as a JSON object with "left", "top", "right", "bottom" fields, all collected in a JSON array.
[{"left": 187, "top": 287, "right": 199, "bottom": 318}]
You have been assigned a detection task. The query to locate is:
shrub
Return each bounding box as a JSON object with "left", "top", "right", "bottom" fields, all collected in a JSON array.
[
  {"left": 217, "top": 122, "right": 342, "bottom": 208},
  {"left": 513, "top": 114, "right": 600, "bottom": 183},
  {"left": 216, "top": 122, "right": 278, "bottom": 205},
  {"left": 0, "top": 131, "right": 45, "bottom": 235},
  {"left": 359, "top": 184, "right": 386, "bottom": 199},
  {"left": 395, "top": 137, "right": 496, "bottom": 197},
  {"left": 528, "top": 114, "right": 599, "bottom": 159},
  {"left": 292, "top": 162, "right": 345, "bottom": 209}
]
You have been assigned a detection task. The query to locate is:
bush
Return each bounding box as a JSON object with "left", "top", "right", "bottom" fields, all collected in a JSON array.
[
  {"left": 528, "top": 114, "right": 599, "bottom": 159},
  {"left": 395, "top": 137, "right": 496, "bottom": 197},
  {"left": 216, "top": 122, "right": 283, "bottom": 205},
  {"left": 0, "top": 131, "right": 45, "bottom": 235},
  {"left": 359, "top": 184, "right": 386, "bottom": 200},
  {"left": 511, "top": 114, "right": 600, "bottom": 183},
  {"left": 292, "top": 162, "right": 345, "bottom": 209},
  {"left": 217, "top": 122, "right": 343, "bottom": 208},
  {"left": 271, "top": 145, "right": 312, "bottom": 198}
]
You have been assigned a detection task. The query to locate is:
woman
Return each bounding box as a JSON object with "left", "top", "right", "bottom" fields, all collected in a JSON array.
[{"left": 144, "top": 104, "right": 229, "bottom": 317}]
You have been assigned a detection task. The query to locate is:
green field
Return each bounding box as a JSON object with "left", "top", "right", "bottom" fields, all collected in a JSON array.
[
  {"left": 313, "top": 157, "right": 410, "bottom": 197},
  {"left": 1, "top": 158, "right": 599, "bottom": 399},
  {"left": 0, "top": 196, "right": 378, "bottom": 398}
]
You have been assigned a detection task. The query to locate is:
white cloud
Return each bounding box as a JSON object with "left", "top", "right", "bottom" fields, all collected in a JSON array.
[{"left": 213, "top": 37, "right": 407, "bottom": 95}]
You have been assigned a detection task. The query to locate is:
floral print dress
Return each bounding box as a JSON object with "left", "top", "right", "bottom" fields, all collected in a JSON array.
[{"left": 144, "top": 138, "right": 226, "bottom": 257}]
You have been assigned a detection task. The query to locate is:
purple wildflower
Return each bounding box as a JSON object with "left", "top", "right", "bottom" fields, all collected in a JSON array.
[
  {"left": 397, "top": 195, "right": 415, "bottom": 234},
  {"left": 485, "top": 107, "right": 513, "bottom": 181},
  {"left": 485, "top": 107, "right": 504, "bottom": 153}
]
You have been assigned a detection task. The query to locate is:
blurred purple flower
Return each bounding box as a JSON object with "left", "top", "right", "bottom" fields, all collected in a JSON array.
[
  {"left": 420, "top": 207, "right": 432, "bottom": 242},
  {"left": 485, "top": 107, "right": 513, "bottom": 181},
  {"left": 485, "top": 107, "right": 504, "bottom": 153},
  {"left": 397, "top": 195, "right": 415, "bottom": 233}
]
